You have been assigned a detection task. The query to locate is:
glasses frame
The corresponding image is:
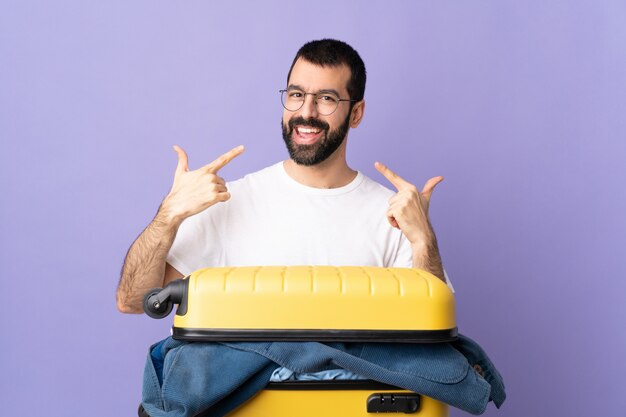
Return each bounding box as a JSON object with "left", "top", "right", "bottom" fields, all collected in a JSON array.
[{"left": 279, "top": 89, "right": 359, "bottom": 116}]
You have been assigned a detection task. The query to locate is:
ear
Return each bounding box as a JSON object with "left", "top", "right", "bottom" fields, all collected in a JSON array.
[{"left": 349, "top": 100, "right": 365, "bottom": 128}]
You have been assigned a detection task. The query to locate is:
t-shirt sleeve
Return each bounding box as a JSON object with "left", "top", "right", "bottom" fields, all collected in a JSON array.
[
  {"left": 443, "top": 269, "right": 455, "bottom": 293},
  {"left": 391, "top": 233, "right": 413, "bottom": 268},
  {"left": 166, "top": 206, "right": 224, "bottom": 276}
]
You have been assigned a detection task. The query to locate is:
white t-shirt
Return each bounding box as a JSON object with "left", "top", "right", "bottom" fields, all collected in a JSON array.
[{"left": 167, "top": 162, "right": 452, "bottom": 290}]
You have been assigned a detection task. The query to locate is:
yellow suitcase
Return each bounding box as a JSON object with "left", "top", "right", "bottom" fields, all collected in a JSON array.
[{"left": 143, "top": 266, "right": 457, "bottom": 417}]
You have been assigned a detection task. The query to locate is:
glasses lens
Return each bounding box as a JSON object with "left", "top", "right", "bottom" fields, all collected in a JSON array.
[
  {"left": 281, "top": 90, "right": 304, "bottom": 112},
  {"left": 316, "top": 93, "right": 340, "bottom": 115}
]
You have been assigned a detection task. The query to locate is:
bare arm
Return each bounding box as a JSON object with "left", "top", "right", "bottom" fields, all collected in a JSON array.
[
  {"left": 116, "top": 209, "right": 184, "bottom": 313},
  {"left": 410, "top": 234, "right": 444, "bottom": 281},
  {"left": 116, "top": 145, "right": 244, "bottom": 314}
]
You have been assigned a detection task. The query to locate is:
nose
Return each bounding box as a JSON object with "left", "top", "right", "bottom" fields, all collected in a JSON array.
[{"left": 299, "top": 93, "right": 319, "bottom": 119}]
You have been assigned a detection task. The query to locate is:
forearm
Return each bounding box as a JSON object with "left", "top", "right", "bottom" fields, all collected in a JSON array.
[
  {"left": 411, "top": 234, "right": 445, "bottom": 282},
  {"left": 116, "top": 145, "right": 242, "bottom": 314},
  {"left": 116, "top": 206, "right": 182, "bottom": 314}
]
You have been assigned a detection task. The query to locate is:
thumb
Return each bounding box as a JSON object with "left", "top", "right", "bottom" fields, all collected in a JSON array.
[
  {"left": 422, "top": 176, "right": 444, "bottom": 202},
  {"left": 173, "top": 145, "right": 189, "bottom": 175}
]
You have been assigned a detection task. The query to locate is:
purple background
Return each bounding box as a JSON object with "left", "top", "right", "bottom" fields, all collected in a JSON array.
[{"left": 1, "top": 1, "right": 625, "bottom": 416}]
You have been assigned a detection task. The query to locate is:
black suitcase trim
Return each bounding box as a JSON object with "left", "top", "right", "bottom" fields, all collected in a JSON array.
[{"left": 172, "top": 327, "right": 458, "bottom": 343}]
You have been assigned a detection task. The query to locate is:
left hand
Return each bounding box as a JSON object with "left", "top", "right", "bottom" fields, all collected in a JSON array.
[{"left": 375, "top": 162, "right": 443, "bottom": 245}]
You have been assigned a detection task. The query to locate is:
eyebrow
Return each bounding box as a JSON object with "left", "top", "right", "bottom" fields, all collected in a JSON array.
[{"left": 287, "top": 84, "right": 341, "bottom": 97}]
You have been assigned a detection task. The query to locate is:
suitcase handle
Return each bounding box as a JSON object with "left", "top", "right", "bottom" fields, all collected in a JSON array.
[{"left": 367, "top": 393, "right": 420, "bottom": 414}]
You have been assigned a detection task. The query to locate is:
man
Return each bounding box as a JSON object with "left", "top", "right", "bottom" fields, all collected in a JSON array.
[{"left": 117, "top": 39, "right": 448, "bottom": 314}]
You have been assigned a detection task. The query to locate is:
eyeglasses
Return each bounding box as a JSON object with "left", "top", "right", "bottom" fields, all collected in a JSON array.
[{"left": 279, "top": 88, "right": 359, "bottom": 116}]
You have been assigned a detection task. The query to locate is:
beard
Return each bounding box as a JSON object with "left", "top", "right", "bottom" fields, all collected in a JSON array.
[{"left": 281, "top": 112, "right": 351, "bottom": 166}]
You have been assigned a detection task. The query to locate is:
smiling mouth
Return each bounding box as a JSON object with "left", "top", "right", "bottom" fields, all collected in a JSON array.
[{"left": 293, "top": 125, "right": 324, "bottom": 144}]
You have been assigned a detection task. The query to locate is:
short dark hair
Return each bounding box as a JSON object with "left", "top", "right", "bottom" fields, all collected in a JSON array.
[{"left": 286, "top": 39, "right": 367, "bottom": 102}]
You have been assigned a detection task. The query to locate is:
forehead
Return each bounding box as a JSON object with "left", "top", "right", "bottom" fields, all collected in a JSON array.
[{"left": 288, "top": 58, "right": 351, "bottom": 94}]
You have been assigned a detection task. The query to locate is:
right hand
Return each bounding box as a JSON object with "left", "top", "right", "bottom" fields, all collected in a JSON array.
[{"left": 160, "top": 145, "right": 245, "bottom": 222}]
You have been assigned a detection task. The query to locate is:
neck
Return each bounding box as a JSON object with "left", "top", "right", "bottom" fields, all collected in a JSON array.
[{"left": 283, "top": 143, "right": 357, "bottom": 189}]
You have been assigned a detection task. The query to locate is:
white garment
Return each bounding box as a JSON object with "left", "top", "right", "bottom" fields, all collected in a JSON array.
[
  {"left": 168, "top": 162, "right": 411, "bottom": 271},
  {"left": 167, "top": 161, "right": 452, "bottom": 290}
]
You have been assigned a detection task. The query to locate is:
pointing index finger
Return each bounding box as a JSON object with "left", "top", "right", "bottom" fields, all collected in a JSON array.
[
  {"left": 374, "top": 161, "right": 412, "bottom": 190},
  {"left": 205, "top": 145, "right": 245, "bottom": 173}
]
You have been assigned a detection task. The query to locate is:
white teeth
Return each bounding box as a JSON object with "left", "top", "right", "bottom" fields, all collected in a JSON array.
[{"left": 298, "top": 127, "right": 320, "bottom": 134}]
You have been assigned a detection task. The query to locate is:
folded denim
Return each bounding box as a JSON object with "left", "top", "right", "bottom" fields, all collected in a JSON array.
[{"left": 142, "top": 334, "right": 505, "bottom": 417}]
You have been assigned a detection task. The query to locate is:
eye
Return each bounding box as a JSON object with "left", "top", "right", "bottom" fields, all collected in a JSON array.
[
  {"left": 289, "top": 91, "right": 304, "bottom": 98},
  {"left": 319, "top": 94, "right": 338, "bottom": 102}
]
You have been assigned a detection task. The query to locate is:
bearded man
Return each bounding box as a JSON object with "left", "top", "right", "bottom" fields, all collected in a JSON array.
[{"left": 117, "top": 39, "right": 450, "bottom": 314}]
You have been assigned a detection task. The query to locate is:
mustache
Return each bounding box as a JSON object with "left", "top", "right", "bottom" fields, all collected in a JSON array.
[{"left": 287, "top": 116, "right": 329, "bottom": 133}]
